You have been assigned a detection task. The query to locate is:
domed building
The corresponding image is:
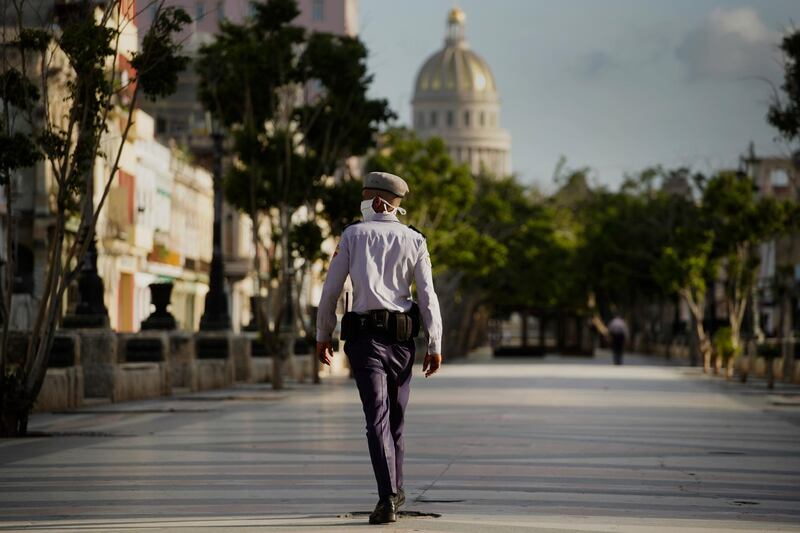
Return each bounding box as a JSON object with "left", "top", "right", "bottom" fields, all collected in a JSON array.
[{"left": 412, "top": 8, "right": 511, "bottom": 177}]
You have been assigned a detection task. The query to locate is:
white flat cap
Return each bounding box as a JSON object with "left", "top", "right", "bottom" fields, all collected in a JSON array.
[{"left": 363, "top": 171, "right": 409, "bottom": 198}]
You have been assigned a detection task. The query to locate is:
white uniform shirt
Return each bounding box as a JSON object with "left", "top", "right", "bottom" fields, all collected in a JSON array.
[{"left": 316, "top": 212, "right": 443, "bottom": 354}]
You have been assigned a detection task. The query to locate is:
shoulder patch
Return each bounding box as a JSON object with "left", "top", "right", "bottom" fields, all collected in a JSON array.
[{"left": 407, "top": 224, "right": 426, "bottom": 239}]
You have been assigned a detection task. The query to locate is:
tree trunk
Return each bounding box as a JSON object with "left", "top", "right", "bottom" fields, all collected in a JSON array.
[{"left": 684, "top": 290, "right": 712, "bottom": 373}]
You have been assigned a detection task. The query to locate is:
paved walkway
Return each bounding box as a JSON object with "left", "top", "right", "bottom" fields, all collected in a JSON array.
[{"left": 1, "top": 352, "right": 799, "bottom": 532}]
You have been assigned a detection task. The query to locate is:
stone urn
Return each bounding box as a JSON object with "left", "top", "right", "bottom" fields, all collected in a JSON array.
[{"left": 141, "top": 282, "right": 177, "bottom": 330}]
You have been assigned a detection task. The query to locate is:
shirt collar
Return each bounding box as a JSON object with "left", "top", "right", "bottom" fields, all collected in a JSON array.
[{"left": 364, "top": 212, "right": 400, "bottom": 223}]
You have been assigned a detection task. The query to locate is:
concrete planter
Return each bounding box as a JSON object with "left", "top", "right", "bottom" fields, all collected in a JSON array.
[
  {"left": 167, "top": 332, "right": 197, "bottom": 391},
  {"left": 115, "top": 332, "right": 172, "bottom": 401},
  {"left": 194, "top": 331, "right": 236, "bottom": 390}
]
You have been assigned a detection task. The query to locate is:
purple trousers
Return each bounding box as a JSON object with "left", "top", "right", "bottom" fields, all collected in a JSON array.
[{"left": 345, "top": 334, "right": 415, "bottom": 499}]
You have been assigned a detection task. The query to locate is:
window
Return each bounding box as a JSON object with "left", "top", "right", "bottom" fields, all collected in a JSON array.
[
  {"left": 464, "top": 110, "right": 470, "bottom": 127},
  {"left": 430, "top": 111, "right": 437, "bottom": 127},
  {"left": 195, "top": 1, "right": 205, "bottom": 21},
  {"left": 446, "top": 110, "right": 454, "bottom": 127},
  {"left": 480, "top": 111, "right": 485, "bottom": 127},
  {"left": 312, "top": 0, "right": 324, "bottom": 21},
  {"left": 771, "top": 169, "right": 790, "bottom": 188}
]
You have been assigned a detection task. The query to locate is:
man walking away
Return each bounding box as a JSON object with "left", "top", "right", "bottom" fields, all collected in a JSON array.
[
  {"left": 315, "top": 171, "right": 443, "bottom": 525},
  {"left": 608, "top": 315, "right": 629, "bottom": 365}
]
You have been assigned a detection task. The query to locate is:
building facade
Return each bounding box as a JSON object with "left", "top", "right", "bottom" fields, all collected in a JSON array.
[
  {"left": 746, "top": 152, "right": 800, "bottom": 339},
  {"left": 412, "top": 8, "right": 511, "bottom": 177},
  {"left": 1, "top": 1, "right": 216, "bottom": 333}
]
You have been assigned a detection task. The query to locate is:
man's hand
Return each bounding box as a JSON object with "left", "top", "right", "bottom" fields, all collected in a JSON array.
[
  {"left": 422, "top": 353, "right": 442, "bottom": 377},
  {"left": 316, "top": 341, "right": 334, "bottom": 366}
]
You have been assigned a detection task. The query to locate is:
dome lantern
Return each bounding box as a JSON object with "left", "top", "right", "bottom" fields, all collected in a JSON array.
[{"left": 446, "top": 7, "right": 466, "bottom": 46}]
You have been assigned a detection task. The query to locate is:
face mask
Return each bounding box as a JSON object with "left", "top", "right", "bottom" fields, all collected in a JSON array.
[{"left": 360, "top": 197, "right": 406, "bottom": 218}]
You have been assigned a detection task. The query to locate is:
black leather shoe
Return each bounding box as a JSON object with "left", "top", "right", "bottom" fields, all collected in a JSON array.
[
  {"left": 369, "top": 497, "right": 397, "bottom": 524},
  {"left": 395, "top": 488, "right": 406, "bottom": 508}
]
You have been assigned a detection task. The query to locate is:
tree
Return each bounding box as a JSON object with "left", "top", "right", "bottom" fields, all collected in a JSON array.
[
  {"left": 700, "top": 172, "right": 795, "bottom": 377},
  {"left": 654, "top": 214, "right": 717, "bottom": 372},
  {"left": 0, "top": 0, "right": 189, "bottom": 436},
  {"left": 574, "top": 168, "right": 691, "bottom": 343},
  {"left": 196, "top": 0, "right": 392, "bottom": 386},
  {"left": 768, "top": 29, "right": 800, "bottom": 151}
]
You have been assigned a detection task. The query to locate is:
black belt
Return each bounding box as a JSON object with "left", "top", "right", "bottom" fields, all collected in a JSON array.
[{"left": 341, "top": 305, "right": 420, "bottom": 342}]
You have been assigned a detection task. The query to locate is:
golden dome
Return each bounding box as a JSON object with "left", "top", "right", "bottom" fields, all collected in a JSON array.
[
  {"left": 414, "top": 9, "right": 497, "bottom": 95},
  {"left": 414, "top": 47, "right": 497, "bottom": 94}
]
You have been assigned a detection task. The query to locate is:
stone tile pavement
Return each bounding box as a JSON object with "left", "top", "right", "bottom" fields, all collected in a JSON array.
[{"left": 1, "top": 351, "right": 799, "bottom": 532}]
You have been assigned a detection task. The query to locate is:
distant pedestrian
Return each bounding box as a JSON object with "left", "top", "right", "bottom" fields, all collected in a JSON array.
[
  {"left": 316, "top": 171, "right": 443, "bottom": 525},
  {"left": 608, "top": 316, "right": 628, "bottom": 365}
]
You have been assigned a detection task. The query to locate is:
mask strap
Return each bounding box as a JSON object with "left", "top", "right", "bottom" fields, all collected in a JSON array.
[{"left": 380, "top": 197, "right": 406, "bottom": 216}]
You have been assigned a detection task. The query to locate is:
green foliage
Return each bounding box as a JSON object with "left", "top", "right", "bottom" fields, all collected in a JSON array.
[
  {"left": 0, "top": 132, "right": 42, "bottom": 177},
  {"left": 573, "top": 169, "right": 694, "bottom": 312},
  {"left": 712, "top": 327, "right": 740, "bottom": 362},
  {"left": 702, "top": 172, "right": 793, "bottom": 253},
  {"left": 290, "top": 220, "right": 325, "bottom": 262},
  {"left": 319, "top": 178, "right": 362, "bottom": 235},
  {"left": 131, "top": 7, "right": 191, "bottom": 100},
  {"left": 57, "top": 8, "right": 118, "bottom": 180},
  {"left": 198, "top": 0, "right": 392, "bottom": 216},
  {"left": 654, "top": 228, "right": 715, "bottom": 298},
  {"left": 16, "top": 28, "right": 51, "bottom": 53},
  {"left": 0, "top": 68, "right": 41, "bottom": 109},
  {"left": 767, "top": 29, "right": 800, "bottom": 143}
]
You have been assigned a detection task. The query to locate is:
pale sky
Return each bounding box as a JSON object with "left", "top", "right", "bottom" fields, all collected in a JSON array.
[{"left": 359, "top": 0, "right": 800, "bottom": 189}]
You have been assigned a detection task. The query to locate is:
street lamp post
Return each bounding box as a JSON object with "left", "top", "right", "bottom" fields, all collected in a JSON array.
[{"left": 199, "top": 113, "right": 231, "bottom": 331}]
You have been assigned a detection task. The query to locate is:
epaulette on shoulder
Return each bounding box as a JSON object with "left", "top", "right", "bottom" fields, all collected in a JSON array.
[{"left": 407, "top": 224, "right": 426, "bottom": 239}]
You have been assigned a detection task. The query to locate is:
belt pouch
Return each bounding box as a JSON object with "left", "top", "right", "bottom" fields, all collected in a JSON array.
[
  {"left": 341, "top": 312, "right": 356, "bottom": 341},
  {"left": 394, "top": 313, "right": 411, "bottom": 342},
  {"left": 371, "top": 310, "right": 390, "bottom": 335}
]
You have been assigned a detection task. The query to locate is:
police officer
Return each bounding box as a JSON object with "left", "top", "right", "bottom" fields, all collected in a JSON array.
[{"left": 316, "top": 171, "right": 443, "bottom": 525}]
